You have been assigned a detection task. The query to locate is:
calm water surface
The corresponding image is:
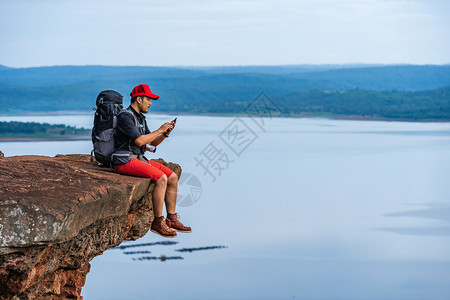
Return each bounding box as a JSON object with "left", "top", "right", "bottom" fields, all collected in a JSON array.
[{"left": 1, "top": 114, "right": 449, "bottom": 300}]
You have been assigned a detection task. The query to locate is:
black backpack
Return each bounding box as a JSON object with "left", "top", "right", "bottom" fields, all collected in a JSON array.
[{"left": 91, "top": 90, "right": 123, "bottom": 166}]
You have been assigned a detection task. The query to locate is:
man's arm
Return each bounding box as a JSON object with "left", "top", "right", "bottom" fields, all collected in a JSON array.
[
  {"left": 134, "top": 122, "right": 173, "bottom": 146},
  {"left": 149, "top": 134, "right": 166, "bottom": 146}
]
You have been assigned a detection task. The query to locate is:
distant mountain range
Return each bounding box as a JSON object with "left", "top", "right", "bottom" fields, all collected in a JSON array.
[{"left": 0, "top": 64, "right": 449, "bottom": 120}]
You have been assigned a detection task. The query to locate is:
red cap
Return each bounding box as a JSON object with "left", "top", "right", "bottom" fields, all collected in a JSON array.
[{"left": 130, "top": 84, "right": 159, "bottom": 100}]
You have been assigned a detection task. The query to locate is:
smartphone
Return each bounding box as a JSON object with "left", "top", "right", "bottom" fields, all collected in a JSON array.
[{"left": 166, "top": 117, "right": 177, "bottom": 134}]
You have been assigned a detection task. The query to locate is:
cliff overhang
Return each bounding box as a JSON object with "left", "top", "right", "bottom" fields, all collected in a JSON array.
[{"left": 0, "top": 154, "right": 181, "bottom": 299}]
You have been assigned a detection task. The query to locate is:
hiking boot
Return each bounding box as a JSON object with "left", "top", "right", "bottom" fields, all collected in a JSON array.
[
  {"left": 151, "top": 216, "right": 177, "bottom": 238},
  {"left": 166, "top": 213, "right": 192, "bottom": 233}
]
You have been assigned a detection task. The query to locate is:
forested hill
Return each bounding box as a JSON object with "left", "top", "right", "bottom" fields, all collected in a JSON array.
[
  {"left": 0, "top": 64, "right": 449, "bottom": 120},
  {"left": 1, "top": 64, "right": 449, "bottom": 90}
]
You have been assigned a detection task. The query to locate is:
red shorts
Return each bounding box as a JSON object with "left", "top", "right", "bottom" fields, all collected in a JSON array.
[{"left": 114, "top": 158, "right": 173, "bottom": 182}]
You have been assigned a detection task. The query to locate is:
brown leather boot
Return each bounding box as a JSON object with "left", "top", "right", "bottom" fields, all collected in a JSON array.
[
  {"left": 151, "top": 216, "right": 177, "bottom": 238},
  {"left": 166, "top": 213, "right": 192, "bottom": 233}
]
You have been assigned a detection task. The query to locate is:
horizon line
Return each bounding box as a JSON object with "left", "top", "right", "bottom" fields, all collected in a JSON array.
[{"left": 1, "top": 62, "right": 450, "bottom": 69}]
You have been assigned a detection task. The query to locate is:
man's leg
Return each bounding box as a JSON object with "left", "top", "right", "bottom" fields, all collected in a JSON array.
[
  {"left": 165, "top": 173, "right": 191, "bottom": 233},
  {"left": 114, "top": 158, "right": 176, "bottom": 237},
  {"left": 165, "top": 172, "right": 178, "bottom": 215},
  {"left": 114, "top": 160, "right": 167, "bottom": 209},
  {"left": 153, "top": 174, "right": 167, "bottom": 218},
  {"left": 147, "top": 161, "right": 192, "bottom": 233},
  {"left": 146, "top": 163, "right": 188, "bottom": 236},
  {"left": 151, "top": 173, "right": 177, "bottom": 238}
]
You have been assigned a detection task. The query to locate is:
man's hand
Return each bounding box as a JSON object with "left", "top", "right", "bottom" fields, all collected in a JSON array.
[
  {"left": 135, "top": 122, "right": 173, "bottom": 147},
  {"left": 158, "top": 122, "right": 174, "bottom": 134}
]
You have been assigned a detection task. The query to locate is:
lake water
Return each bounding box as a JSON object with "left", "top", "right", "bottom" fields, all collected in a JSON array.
[{"left": 1, "top": 114, "right": 450, "bottom": 300}]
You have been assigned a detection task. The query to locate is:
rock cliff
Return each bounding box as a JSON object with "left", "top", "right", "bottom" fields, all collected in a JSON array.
[{"left": 0, "top": 154, "right": 181, "bottom": 299}]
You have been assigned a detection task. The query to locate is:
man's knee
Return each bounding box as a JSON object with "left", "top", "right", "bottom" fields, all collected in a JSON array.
[
  {"left": 168, "top": 172, "right": 178, "bottom": 185},
  {"left": 156, "top": 174, "right": 168, "bottom": 186}
]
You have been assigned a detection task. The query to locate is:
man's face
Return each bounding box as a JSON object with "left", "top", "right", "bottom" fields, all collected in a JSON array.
[{"left": 139, "top": 96, "right": 152, "bottom": 113}]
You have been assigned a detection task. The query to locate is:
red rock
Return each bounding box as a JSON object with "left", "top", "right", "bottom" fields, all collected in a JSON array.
[{"left": 0, "top": 154, "right": 182, "bottom": 299}]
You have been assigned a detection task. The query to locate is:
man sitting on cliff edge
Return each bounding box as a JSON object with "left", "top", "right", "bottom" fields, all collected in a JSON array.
[{"left": 113, "top": 83, "right": 191, "bottom": 238}]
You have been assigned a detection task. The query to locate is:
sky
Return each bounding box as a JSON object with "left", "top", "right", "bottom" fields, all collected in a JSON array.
[{"left": 0, "top": 0, "right": 449, "bottom": 68}]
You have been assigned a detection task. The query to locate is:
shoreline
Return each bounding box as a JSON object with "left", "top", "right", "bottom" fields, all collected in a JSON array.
[
  {"left": 0, "top": 135, "right": 90, "bottom": 142},
  {"left": 154, "top": 111, "right": 450, "bottom": 123},
  {"left": 1, "top": 110, "right": 449, "bottom": 123}
]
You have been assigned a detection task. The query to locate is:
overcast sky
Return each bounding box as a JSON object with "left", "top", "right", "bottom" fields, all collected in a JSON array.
[{"left": 0, "top": 0, "right": 449, "bottom": 67}]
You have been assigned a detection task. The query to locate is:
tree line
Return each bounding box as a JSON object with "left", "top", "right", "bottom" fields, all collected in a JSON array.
[
  {"left": 0, "top": 121, "right": 89, "bottom": 136},
  {"left": 1, "top": 65, "right": 449, "bottom": 120}
]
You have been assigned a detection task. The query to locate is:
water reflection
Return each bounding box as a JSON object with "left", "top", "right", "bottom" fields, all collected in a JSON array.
[
  {"left": 378, "top": 226, "right": 450, "bottom": 236},
  {"left": 175, "top": 246, "right": 228, "bottom": 253},
  {"left": 112, "top": 241, "right": 229, "bottom": 262},
  {"left": 123, "top": 251, "right": 152, "bottom": 255},
  {"left": 111, "top": 241, "right": 178, "bottom": 250},
  {"left": 132, "top": 256, "right": 184, "bottom": 262},
  {"left": 381, "top": 203, "right": 450, "bottom": 236},
  {"left": 385, "top": 203, "right": 450, "bottom": 222}
]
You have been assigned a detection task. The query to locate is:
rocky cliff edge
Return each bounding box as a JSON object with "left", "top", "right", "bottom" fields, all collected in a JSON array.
[{"left": 0, "top": 153, "right": 181, "bottom": 299}]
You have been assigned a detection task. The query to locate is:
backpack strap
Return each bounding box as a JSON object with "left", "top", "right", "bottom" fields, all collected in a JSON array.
[
  {"left": 118, "top": 108, "right": 142, "bottom": 133},
  {"left": 116, "top": 109, "right": 137, "bottom": 153}
]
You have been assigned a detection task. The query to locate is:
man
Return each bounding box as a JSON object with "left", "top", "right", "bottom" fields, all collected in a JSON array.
[{"left": 113, "top": 83, "right": 191, "bottom": 238}]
